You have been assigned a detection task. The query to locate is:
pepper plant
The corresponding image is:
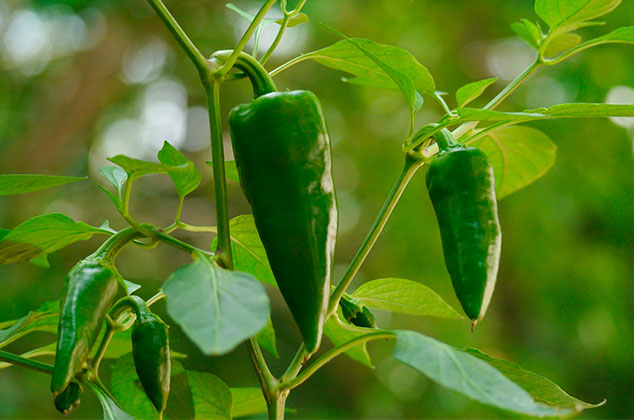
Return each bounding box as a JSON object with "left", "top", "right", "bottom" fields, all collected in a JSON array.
[{"left": 0, "top": 0, "right": 633, "bottom": 418}]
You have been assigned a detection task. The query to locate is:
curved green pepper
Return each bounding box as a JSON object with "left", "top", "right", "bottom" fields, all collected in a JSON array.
[
  {"left": 50, "top": 258, "right": 120, "bottom": 395},
  {"left": 131, "top": 304, "right": 171, "bottom": 414},
  {"left": 51, "top": 228, "right": 137, "bottom": 395},
  {"left": 217, "top": 51, "right": 338, "bottom": 352},
  {"left": 54, "top": 381, "right": 82, "bottom": 415},
  {"left": 425, "top": 129, "right": 501, "bottom": 322}
]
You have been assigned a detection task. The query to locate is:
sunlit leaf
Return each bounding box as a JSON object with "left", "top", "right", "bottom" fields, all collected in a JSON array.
[
  {"left": 163, "top": 254, "right": 270, "bottom": 355},
  {"left": 186, "top": 370, "right": 232, "bottom": 419},
  {"left": 158, "top": 141, "right": 201, "bottom": 199},
  {"left": 352, "top": 278, "right": 463, "bottom": 319},
  {"left": 231, "top": 388, "right": 267, "bottom": 418},
  {"left": 471, "top": 126, "right": 557, "bottom": 199},
  {"left": 455, "top": 78, "right": 498, "bottom": 108},
  {"left": 323, "top": 313, "right": 374, "bottom": 368},
  {"left": 393, "top": 330, "right": 573, "bottom": 417}
]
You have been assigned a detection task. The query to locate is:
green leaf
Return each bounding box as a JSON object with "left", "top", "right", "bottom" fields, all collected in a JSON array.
[
  {"left": 352, "top": 278, "right": 463, "bottom": 320},
  {"left": 325, "top": 33, "right": 421, "bottom": 132},
  {"left": 597, "top": 26, "right": 634, "bottom": 43},
  {"left": 86, "top": 381, "right": 135, "bottom": 420},
  {"left": 0, "top": 174, "right": 85, "bottom": 196},
  {"left": 393, "top": 330, "right": 573, "bottom": 417},
  {"left": 256, "top": 317, "right": 278, "bottom": 358},
  {"left": 206, "top": 161, "right": 241, "bottom": 183},
  {"left": 0, "top": 229, "right": 8, "bottom": 241},
  {"left": 323, "top": 313, "right": 374, "bottom": 368},
  {"left": 213, "top": 215, "right": 277, "bottom": 287},
  {"left": 29, "top": 254, "right": 50, "bottom": 268},
  {"left": 305, "top": 38, "right": 435, "bottom": 96},
  {"left": 465, "top": 348, "right": 603, "bottom": 411},
  {"left": 511, "top": 19, "right": 542, "bottom": 48},
  {"left": 535, "top": 0, "right": 621, "bottom": 30},
  {"left": 471, "top": 126, "right": 557, "bottom": 199},
  {"left": 458, "top": 103, "right": 634, "bottom": 122},
  {"left": 0, "top": 301, "right": 59, "bottom": 348},
  {"left": 231, "top": 388, "right": 267, "bottom": 418},
  {"left": 99, "top": 166, "right": 128, "bottom": 193},
  {"left": 277, "top": 13, "right": 309, "bottom": 28},
  {"left": 158, "top": 142, "right": 201, "bottom": 199},
  {"left": 163, "top": 254, "right": 270, "bottom": 355},
  {"left": 123, "top": 279, "right": 142, "bottom": 295},
  {"left": 0, "top": 213, "right": 109, "bottom": 265},
  {"left": 543, "top": 32, "right": 582, "bottom": 57},
  {"left": 111, "top": 353, "right": 159, "bottom": 420},
  {"left": 186, "top": 370, "right": 232, "bottom": 419},
  {"left": 455, "top": 78, "right": 498, "bottom": 108},
  {"left": 108, "top": 155, "right": 189, "bottom": 179}
]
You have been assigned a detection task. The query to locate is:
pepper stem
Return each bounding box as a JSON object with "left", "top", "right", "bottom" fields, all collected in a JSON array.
[
  {"left": 433, "top": 128, "right": 460, "bottom": 153},
  {"left": 211, "top": 50, "right": 277, "bottom": 97}
]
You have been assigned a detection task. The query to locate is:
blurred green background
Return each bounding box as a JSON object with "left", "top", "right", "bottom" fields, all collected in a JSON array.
[{"left": 1, "top": 0, "right": 633, "bottom": 418}]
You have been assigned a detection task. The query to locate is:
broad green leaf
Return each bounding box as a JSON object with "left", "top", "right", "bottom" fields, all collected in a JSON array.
[
  {"left": 535, "top": 0, "right": 621, "bottom": 30},
  {"left": 163, "top": 254, "right": 270, "bottom": 355},
  {"left": 455, "top": 78, "right": 498, "bottom": 108},
  {"left": 304, "top": 38, "right": 435, "bottom": 95},
  {"left": 543, "top": 32, "right": 582, "bottom": 57},
  {"left": 158, "top": 142, "right": 201, "bottom": 199},
  {"left": 323, "top": 313, "right": 374, "bottom": 368},
  {"left": 393, "top": 330, "right": 573, "bottom": 417},
  {"left": 465, "top": 348, "right": 603, "bottom": 411},
  {"left": 352, "top": 278, "right": 463, "bottom": 320},
  {"left": 206, "top": 161, "right": 240, "bottom": 183},
  {"left": 471, "top": 126, "right": 557, "bottom": 199},
  {"left": 0, "top": 229, "right": 8, "bottom": 241},
  {"left": 186, "top": 370, "right": 232, "bottom": 419},
  {"left": 256, "top": 317, "right": 278, "bottom": 358},
  {"left": 0, "top": 174, "right": 85, "bottom": 196},
  {"left": 212, "top": 214, "right": 277, "bottom": 287},
  {"left": 511, "top": 19, "right": 542, "bottom": 48},
  {"left": 86, "top": 381, "right": 135, "bottom": 420},
  {"left": 0, "top": 213, "right": 109, "bottom": 265},
  {"left": 327, "top": 34, "right": 420, "bottom": 132},
  {"left": 108, "top": 155, "right": 188, "bottom": 179},
  {"left": 111, "top": 353, "right": 159, "bottom": 420},
  {"left": 231, "top": 388, "right": 267, "bottom": 418}
]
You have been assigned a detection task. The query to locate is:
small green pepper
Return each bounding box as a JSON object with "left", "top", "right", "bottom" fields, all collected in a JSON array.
[
  {"left": 54, "top": 381, "right": 82, "bottom": 415},
  {"left": 51, "top": 228, "right": 138, "bottom": 395},
  {"left": 215, "top": 51, "right": 338, "bottom": 352},
  {"left": 131, "top": 304, "right": 171, "bottom": 414},
  {"left": 425, "top": 129, "right": 501, "bottom": 322},
  {"left": 340, "top": 295, "right": 377, "bottom": 329}
]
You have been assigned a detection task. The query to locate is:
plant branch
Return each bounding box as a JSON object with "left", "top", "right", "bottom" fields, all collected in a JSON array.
[
  {"left": 327, "top": 157, "right": 424, "bottom": 316},
  {"left": 280, "top": 332, "right": 395, "bottom": 390},
  {"left": 0, "top": 350, "right": 53, "bottom": 374},
  {"left": 216, "top": 0, "right": 279, "bottom": 77},
  {"left": 145, "top": 0, "right": 210, "bottom": 77}
]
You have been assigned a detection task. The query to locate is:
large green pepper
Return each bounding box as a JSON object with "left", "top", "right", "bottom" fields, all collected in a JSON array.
[
  {"left": 50, "top": 229, "right": 137, "bottom": 395},
  {"left": 131, "top": 301, "right": 171, "bottom": 414},
  {"left": 425, "top": 129, "right": 501, "bottom": 322},
  {"left": 214, "top": 51, "right": 338, "bottom": 352}
]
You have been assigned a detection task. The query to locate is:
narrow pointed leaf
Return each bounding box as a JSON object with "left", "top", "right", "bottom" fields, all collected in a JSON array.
[
  {"left": 0, "top": 174, "right": 85, "bottom": 196},
  {"left": 456, "top": 78, "right": 498, "bottom": 108}
]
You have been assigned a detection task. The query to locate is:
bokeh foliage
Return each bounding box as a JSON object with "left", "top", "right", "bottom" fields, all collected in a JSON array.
[{"left": 0, "top": 0, "right": 633, "bottom": 418}]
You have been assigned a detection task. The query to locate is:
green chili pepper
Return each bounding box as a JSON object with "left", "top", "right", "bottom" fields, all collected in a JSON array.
[
  {"left": 425, "top": 129, "right": 501, "bottom": 322},
  {"left": 340, "top": 295, "right": 377, "bottom": 329},
  {"left": 51, "top": 228, "right": 138, "bottom": 395},
  {"left": 54, "top": 381, "right": 82, "bottom": 415},
  {"left": 214, "top": 51, "right": 338, "bottom": 352},
  {"left": 131, "top": 301, "right": 171, "bottom": 414}
]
